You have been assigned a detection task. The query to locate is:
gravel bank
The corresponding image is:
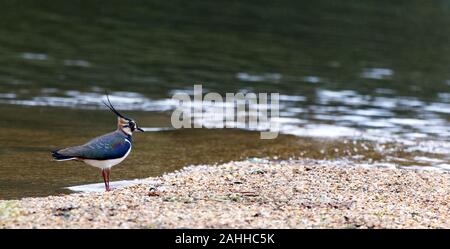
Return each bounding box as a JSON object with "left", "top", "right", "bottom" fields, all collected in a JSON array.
[{"left": 1, "top": 159, "right": 450, "bottom": 228}]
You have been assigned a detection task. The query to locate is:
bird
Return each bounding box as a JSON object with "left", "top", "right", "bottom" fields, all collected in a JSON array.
[{"left": 51, "top": 95, "right": 144, "bottom": 191}]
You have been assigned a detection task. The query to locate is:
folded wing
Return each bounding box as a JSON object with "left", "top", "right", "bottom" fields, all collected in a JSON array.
[{"left": 53, "top": 131, "right": 131, "bottom": 160}]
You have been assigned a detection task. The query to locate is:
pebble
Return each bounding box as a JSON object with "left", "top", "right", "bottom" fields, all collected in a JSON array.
[{"left": 1, "top": 160, "right": 450, "bottom": 228}]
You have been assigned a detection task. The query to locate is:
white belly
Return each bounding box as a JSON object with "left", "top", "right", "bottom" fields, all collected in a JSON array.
[{"left": 82, "top": 145, "right": 132, "bottom": 169}]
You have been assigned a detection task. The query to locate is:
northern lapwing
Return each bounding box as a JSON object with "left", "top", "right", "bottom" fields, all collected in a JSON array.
[{"left": 52, "top": 96, "right": 144, "bottom": 191}]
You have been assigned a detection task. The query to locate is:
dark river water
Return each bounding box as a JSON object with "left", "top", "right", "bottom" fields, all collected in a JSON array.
[{"left": 0, "top": 0, "right": 449, "bottom": 199}]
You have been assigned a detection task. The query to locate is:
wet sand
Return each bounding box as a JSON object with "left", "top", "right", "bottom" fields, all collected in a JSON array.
[{"left": 1, "top": 159, "right": 450, "bottom": 228}]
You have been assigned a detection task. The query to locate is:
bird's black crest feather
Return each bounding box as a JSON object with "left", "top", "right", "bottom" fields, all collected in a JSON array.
[{"left": 103, "top": 94, "right": 131, "bottom": 121}]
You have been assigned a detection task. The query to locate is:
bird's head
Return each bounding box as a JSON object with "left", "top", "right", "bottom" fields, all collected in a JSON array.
[{"left": 103, "top": 95, "right": 144, "bottom": 136}]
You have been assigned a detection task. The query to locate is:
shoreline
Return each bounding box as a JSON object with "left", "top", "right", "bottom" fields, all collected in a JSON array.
[{"left": 1, "top": 159, "right": 450, "bottom": 228}]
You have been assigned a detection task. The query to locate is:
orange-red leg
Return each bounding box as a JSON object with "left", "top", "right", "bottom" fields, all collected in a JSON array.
[{"left": 101, "top": 169, "right": 111, "bottom": 191}]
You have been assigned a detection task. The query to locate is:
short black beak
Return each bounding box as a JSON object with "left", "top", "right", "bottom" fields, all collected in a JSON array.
[{"left": 137, "top": 127, "right": 145, "bottom": 132}]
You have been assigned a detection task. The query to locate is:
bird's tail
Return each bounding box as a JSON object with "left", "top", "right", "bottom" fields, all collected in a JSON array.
[{"left": 52, "top": 150, "right": 76, "bottom": 161}]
